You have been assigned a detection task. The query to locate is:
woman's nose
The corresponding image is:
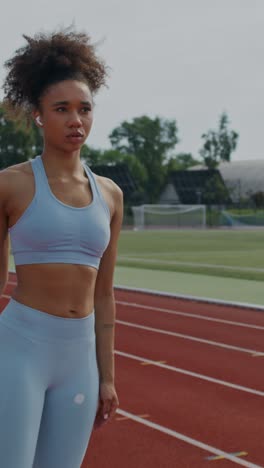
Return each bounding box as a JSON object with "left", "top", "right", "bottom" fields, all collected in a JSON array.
[{"left": 68, "top": 112, "right": 82, "bottom": 127}]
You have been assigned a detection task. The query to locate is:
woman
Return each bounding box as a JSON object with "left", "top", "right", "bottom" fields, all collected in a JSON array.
[{"left": 0, "top": 29, "right": 123, "bottom": 468}]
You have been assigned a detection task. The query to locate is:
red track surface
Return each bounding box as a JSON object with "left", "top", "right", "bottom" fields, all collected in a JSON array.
[{"left": 1, "top": 273, "right": 264, "bottom": 467}]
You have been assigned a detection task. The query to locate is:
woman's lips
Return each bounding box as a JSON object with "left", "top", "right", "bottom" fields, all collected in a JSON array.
[{"left": 66, "top": 133, "right": 84, "bottom": 143}]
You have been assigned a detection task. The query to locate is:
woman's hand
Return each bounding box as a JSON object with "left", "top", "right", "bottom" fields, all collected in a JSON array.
[{"left": 93, "top": 382, "right": 119, "bottom": 430}]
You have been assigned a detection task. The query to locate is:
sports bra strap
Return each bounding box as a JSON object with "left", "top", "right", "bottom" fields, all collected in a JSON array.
[
  {"left": 83, "top": 164, "right": 111, "bottom": 218},
  {"left": 30, "top": 156, "right": 49, "bottom": 196}
]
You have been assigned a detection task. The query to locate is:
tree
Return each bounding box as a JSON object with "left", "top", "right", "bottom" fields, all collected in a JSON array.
[
  {"left": 167, "top": 152, "right": 200, "bottom": 172},
  {"left": 251, "top": 191, "right": 264, "bottom": 209},
  {"left": 109, "top": 115, "right": 179, "bottom": 202},
  {"left": 202, "top": 173, "right": 231, "bottom": 227},
  {"left": 0, "top": 105, "right": 42, "bottom": 169},
  {"left": 203, "top": 173, "right": 230, "bottom": 205},
  {"left": 81, "top": 145, "right": 147, "bottom": 202},
  {"left": 31, "top": 123, "right": 44, "bottom": 156},
  {"left": 199, "top": 112, "right": 239, "bottom": 169},
  {"left": 80, "top": 145, "right": 103, "bottom": 165}
]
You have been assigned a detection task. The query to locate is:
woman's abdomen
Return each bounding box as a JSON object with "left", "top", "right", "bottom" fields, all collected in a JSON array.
[{"left": 12, "top": 263, "right": 97, "bottom": 318}]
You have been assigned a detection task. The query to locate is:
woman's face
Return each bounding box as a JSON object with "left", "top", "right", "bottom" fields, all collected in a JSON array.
[{"left": 34, "top": 79, "right": 94, "bottom": 152}]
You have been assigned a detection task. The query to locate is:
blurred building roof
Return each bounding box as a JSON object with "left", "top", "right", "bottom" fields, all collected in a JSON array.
[
  {"left": 219, "top": 160, "right": 264, "bottom": 200},
  {"left": 90, "top": 162, "right": 137, "bottom": 200},
  {"left": 191, "top": 160, "right": 264, "bottom": 201},
  {"left": 160, "top": 169, "right": 230, "bottom": 204}
]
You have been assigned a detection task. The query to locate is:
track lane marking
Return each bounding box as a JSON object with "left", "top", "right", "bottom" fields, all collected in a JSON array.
[
  {"left": 116, "top": 300, "right": 264, "bottom": 331},
  {"left": 116, "top": 413, "right": 149, "bottom": 421},
  {"left": 206, "top": 451, "right": 248, "bottom": 461},
  {"left": 141, "top": 360, "right": 167, "bottom": 365},
  {"left": 115, "top": 350, "right": 264, "bottom": 397},
  {"left": 116, "top": 320, "right": 264, "bottom": 356},
  {"left": 116, "top": 409, "right": 261, "bottom": 468}
]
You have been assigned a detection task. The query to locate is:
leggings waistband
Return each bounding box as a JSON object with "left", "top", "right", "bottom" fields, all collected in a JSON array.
[{"left": 0, "top": 298, "right": 95, "bottom": 342}]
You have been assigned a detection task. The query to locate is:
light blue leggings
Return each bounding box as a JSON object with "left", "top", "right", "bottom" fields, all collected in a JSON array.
[{"left": 0, "top": 298, "right": 100, "bottom": 468}]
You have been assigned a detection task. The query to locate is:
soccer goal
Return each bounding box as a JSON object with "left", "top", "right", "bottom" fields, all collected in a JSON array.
[{"left": 131, "top": 204, "right": 206, "bottom": 230}]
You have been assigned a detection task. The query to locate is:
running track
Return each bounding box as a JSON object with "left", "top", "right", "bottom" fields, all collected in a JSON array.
[{"left": 1, "top": 272, "right": 264, "bottom": 468}]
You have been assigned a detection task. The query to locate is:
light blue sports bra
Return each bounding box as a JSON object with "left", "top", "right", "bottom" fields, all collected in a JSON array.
[{"left": 8, "top": 155, "right": 111, "bottom": 270}]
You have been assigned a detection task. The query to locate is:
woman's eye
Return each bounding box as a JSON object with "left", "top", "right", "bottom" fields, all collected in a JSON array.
[
  {"left": 55, "top": 107, "right": 91, "bottom": 113},
  {"left": 56, "top": 107, "right": 66, "bottom": 112},
  {"left": 81, "top": 107, "right": 91, "bottom": 113}
]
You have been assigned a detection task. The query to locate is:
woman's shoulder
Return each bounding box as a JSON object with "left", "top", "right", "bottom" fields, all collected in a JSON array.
[
  {"left": 0, "top": 161, "right": 33, "bottom": 200},
  {"left": 94, "top": 173, "right": 123, "bottom": 200},
  {"left": 0, "top": 160, "right": 32, "bottom": 178},
  {"left": 93, "top": 173, "right": 123, "bottom": 219}
]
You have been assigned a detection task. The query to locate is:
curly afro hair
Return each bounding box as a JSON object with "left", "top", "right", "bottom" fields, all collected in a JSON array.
[{"left": 2, "top": 28, "right": 108, "bottom": 121}]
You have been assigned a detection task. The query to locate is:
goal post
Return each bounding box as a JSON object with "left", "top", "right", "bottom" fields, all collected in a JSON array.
[{"left": 131, "top": 204, "right": 206, "bottom": 230}]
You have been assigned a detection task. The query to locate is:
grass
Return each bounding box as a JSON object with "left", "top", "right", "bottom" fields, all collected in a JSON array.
[
  {"left": 117, "top": 229, "right": 264, "bottom": 281},
  {"left": 114, "top": 266, "right": 264, "bottom": 305}
]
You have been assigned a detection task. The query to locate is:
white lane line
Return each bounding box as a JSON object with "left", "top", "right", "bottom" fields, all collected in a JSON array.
[
  {"left": 115, "top": 350, "right": 264, "bottom": 397},
  {"left": 116, "top": 409, "right": 261, "bottom": 468},
  {"left": 118, "top": 255, "right": 264, "bottom": 273},
  {"left": 116, "top": 285, "right": 264, "bottom": 311},
  {"left": 116, "top": 320, "right": 263, "bottom": 356},
  {"left": 116, "top": 300, "right": 264, "bottom": 331}
]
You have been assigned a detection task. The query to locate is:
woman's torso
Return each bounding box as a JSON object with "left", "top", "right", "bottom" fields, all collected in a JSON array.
[{"left": 4, "top": 158, "right": 112, "bottom": 318}]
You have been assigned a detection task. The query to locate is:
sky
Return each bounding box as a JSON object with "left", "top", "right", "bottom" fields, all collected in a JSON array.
[{"left": 0, "top": 0, "right": 263, "bottom": 161}]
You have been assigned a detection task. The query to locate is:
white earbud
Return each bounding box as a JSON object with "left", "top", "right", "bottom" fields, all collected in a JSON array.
[{"left": 36, "top": 116, "right": 43, "bottom": 126}]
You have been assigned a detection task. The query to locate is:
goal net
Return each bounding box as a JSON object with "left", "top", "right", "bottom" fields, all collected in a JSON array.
[
  {"left": 221, "top": 210, "right": 264, "bottom": 227},
  {"left": 131, "top": 204, "right": 206, "bottom": 230}
]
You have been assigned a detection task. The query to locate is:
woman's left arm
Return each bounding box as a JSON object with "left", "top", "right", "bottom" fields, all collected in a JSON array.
[{"left": 93, "top": 180, "right": 123, "bottom": 429}]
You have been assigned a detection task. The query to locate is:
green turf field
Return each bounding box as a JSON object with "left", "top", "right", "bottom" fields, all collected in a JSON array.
[
  {"left": 114, "top": 266, "right": 264, "bottom": 306},
  {"left": 117, "top": 229, "right": 264, "bottom": 282}
]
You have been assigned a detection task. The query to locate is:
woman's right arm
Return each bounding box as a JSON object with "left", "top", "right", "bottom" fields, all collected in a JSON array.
[{"left": 0, "top": 172, "right": 10, "bottom": 296}]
